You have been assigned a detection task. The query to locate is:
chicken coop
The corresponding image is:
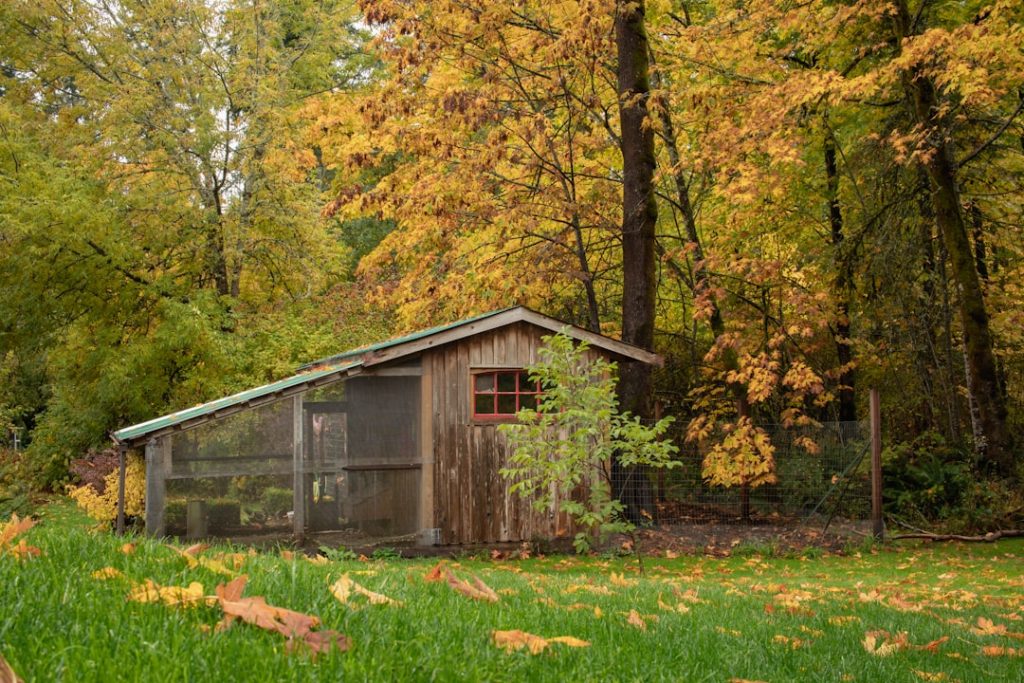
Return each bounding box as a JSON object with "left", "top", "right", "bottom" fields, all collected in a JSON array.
[{"left": 113, "top": 306, "right": 662, "bottom": 546}]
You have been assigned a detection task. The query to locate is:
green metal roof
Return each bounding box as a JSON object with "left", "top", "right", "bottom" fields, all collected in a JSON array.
[
  {"left": 112, "top": 360, "right": 361, "bottom": 445},
  {"left": 298, "top": 306, "right": 517, "bottom": 370}
]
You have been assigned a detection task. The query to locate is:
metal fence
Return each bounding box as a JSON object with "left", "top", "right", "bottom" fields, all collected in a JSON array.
[{"left": 615, "top": 420, "right": 871, "bottom": 526}]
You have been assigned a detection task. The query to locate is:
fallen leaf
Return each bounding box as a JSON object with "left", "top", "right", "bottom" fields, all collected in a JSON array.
[
  {"left": 330, "top": 574, "right": 402, "bottom": 607},
  {"left": 9, "top": 540, "right": 41, "bottom": 561},
  {"left": 912, "top": 671, "right": 949, "bottom": 681},
  {"left": 492, "top": 629, "right": 590, "bottom": 654},
  {"left": 828, "top": 616, "right": 859, "bottom": 626},
  {"left": 610, "top": 572, "right": 636, "bottom": 588},
  {"left": 0, "top": 653, "right": 23, "bottom": 683},
  {"left": 424, "top": 560, "right": 447, "bottom": 582},
  {"left": 980, "top": 646, "right": 1023, "bottom": 657},
  {"left": 445, "top": 570, "right": 499, "bottom": 602},
  {"left": 128, "top": 579, "right": 212, "bottom": 608},
  {"left": 0, "top": 514, "right": 35, "bottom": 548},
  {"left": 304, "top": 554, "right": 328, "bottom": 566},
  {"left": 773, "top": 634, "right": 808, "bottom": 650},
  {"left": 119, "top": 543, "right": 136, "bottom": 555},
  {"left": 92, "top": 567, "right": 125, "bottom": 580},
  {"left": 626, "top": 609, "right": 647, "bottom": 630}
]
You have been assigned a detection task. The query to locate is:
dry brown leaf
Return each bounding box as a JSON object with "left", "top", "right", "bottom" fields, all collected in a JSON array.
[
  {"left": 280, "top": 550, "right": 295, "bottom": 561},
  {"left": 492, "top": 630, "right": 589, "bottom": 655},
  {"left": 91, "top": 567, "right": 124, "bottom": 580},
  {"left": 423, "top": 560, "right": 447, "bottom": 582},
  {"left": 119, "top": 542, "right": 136, "bottom": 555},
  {"left": 304, "top": 554, "right": 328, "bottom": 566},
  {"left": 664, "top": 549, "right": 679, "bottom": 559},
  {"left": 183, "top": 543, "right": 209, "bottom": 556},
  {"left": 981, "top": 645, "right": 1023, "bottom": 657},
  {"left": 912, "top": 671, "right": 950, "bottom": 681},
  {"left": 445, "top": 570, "right": 499, "bottom": 602},
  {"left": 626, "top": 609, "right": 647, "bottom": 630},
  {"left": 330, "top": 574, "right": 401, "bottom": 607},
  {"left": 0, "top": 653, "right": 23, "bottom": 683}
]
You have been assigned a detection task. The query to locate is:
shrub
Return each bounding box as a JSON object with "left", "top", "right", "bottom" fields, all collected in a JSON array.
[
  {"left": 499, "top": 332, "right": 678, "bottom": 553},
  {"left": 207, "top": 499, "right": 241, "bottom": 531},
  {"left": 67, "top": 449, "right": 145, "bottom": 524},
  {"left": 261, "top": 486, "right": 293, "bottom": 518}
]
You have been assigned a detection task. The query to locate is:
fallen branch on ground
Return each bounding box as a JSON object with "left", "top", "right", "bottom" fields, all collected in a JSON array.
[{"left": 890, "top": 530, "right": 1022, "bottom": 543}]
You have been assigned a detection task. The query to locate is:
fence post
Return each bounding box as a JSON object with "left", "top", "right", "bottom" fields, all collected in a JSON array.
[
  {"left": 654, "top": 400, "right": 665, "bottom": 505},
  {"left": 869, "top": 388, "right": 883, "bottom": 540}
]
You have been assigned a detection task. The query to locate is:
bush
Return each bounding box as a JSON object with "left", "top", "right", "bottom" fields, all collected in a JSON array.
[
  {"left": 67, "top": 448, "right": 145, "bottom": 524},
  {"left": 261, "top": 487, "right": 293, "bottom": 518},
  {"left": 882, "top": 431, "right": 969, "bottom": 525},
  {"left": 207, "top": 499, "right": 241, "bottom": 531}
]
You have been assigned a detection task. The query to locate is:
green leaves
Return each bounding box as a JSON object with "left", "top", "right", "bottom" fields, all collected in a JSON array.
[{"left": 499, "top": 332, "right": 678, "bottom": 552}]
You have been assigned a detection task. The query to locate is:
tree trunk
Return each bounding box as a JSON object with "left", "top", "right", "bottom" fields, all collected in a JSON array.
[
  {"left": 823, "top": 130, "right": 856, "bottom": 423},
  {"left": 894, "top": 0, "right": 1012, "bottom": 475},
  {"left": 613, "top": 0, "right": 658, "bottom": 522}
]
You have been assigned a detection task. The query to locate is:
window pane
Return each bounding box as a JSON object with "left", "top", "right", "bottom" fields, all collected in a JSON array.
[
  {"left": 475, "top": 373, "right": 494, "bottom": 392},
  {"left": 519, "top": 394, "right": 540, "bottom": 411},
  {"left": 497, "top": 394, "right": 517, "bottom": 415},
  {"left": 497, "top": 372, "right": 516, "bottom": 392},
  {"left": 475, "top": 394, "right": 495, "bottom": 415},
  {"left": 518, "top": 372, "right": 536, "bottom": 392}
]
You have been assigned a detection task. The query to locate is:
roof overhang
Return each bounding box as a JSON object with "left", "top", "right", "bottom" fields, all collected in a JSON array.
[
  {"left": 112, "top": 360, "right": 363, "bottom": 448},
  {"left": 307, "top": 306, "right": 664, "bottom": 370}
]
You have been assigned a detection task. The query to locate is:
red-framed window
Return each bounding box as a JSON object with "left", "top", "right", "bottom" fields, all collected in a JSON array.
[{"left": 472, "top": 370, "right": 541, "bottom": 419}]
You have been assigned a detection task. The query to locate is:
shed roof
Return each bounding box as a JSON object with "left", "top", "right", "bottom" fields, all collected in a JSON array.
[
  {"left": 112, "top": 360, "right": 361, "bottom": 446},
  {"left": 300, "top": 306, "right": 663, "bottom": 370},
  {"left": 113, "top": 306, "right": 662, "bottom": 446}
]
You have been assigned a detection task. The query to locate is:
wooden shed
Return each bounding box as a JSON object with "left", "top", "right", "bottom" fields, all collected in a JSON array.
[{"left": 113, "top": 306, "right": 662, "bottom": 545}]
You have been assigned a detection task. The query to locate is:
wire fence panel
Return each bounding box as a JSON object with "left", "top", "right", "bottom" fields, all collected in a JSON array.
[{"left": 616, "top": 420, "right": 871, "bottom": 525}]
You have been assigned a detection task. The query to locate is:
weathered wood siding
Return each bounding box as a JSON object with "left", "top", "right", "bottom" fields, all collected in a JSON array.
[{"left": 427, "top": 322, "right": 602, "bottom": 544}]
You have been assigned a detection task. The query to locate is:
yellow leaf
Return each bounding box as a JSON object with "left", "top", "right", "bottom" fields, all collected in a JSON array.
[
  {"left": 119, "top": 543, "right": 136, "bottom": 555},
  {"left": 329, "top": 574, "right": 402, "bottom": 607},
  {"left": 92, "top": 567, "right": 125, "bottom": 580},
  {"left": 626, "top": 609, "right": 647, "bottom": 630},
  {"left": 981, "top": 646, "right": 1023, "bottom": 657},
  {"left": 610, "top": 572, "right": 636, "bottom": 587},
  {"left": 492, "top": 630, "right": 589, "bottom": 654},
  {"left": 128, "top": 579, "right": 212, "bottom": 608},
  {"left": 912, "top": 671, "right": 949, "bottom": 681},
  {"left": 773, "top": 634, "right": 807, "bottom": 649}
]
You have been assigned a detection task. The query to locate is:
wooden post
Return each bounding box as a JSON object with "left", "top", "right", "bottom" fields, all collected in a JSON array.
[
  {"left": 144, "top": 437, "right": 167, "bottom": 537},
  {"left": 654, "top": 400, "right": 666, "bottom": 506},
  {"left": 870, "top": 388, "right": 884, "bottom": 540},
  {"left": 293, "top": 394, "right": 305, "bottom": 539},
  {"left": 419, "top": 360, "right": 435, "bottom": 544},
  {"left": 116, "top": 444, "right": 127, "bottom": 535}
]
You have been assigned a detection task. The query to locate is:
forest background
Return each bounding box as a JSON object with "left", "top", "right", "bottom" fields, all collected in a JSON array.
[{"left": 1, "top": 0, "right": 1022, "bottom": 529}]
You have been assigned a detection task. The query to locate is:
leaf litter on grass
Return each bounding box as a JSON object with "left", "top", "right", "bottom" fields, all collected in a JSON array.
[{"left": 492, "top": 630, "right": 589, "bottom": 655}]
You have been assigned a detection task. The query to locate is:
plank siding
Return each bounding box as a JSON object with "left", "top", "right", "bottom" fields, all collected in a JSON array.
[{"left": 423, "top": 321, "right": 608, "bottom": 544}]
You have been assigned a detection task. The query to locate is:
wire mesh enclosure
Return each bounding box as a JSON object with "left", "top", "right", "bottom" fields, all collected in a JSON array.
[
  {"left": 147, "top": 370, "right": 423, "bottom": 544},
  {"left": 616, "top": 421, "right": 871, "bottom": 525}
]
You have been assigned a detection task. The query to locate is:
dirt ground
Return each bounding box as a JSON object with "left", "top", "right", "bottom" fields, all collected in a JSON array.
[{"left": 628, "top": 515, "right": 874, "bottom": 557}]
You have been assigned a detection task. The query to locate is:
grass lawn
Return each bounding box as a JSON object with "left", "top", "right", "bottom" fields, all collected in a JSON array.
[{"left": 2, "top": 502, "right": 1022, "bottom": 682}]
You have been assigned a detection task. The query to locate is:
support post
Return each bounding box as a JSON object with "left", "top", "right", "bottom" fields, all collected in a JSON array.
[
  {"left": 654, "top": 400, "right": 665, "bottom": 506},
  {"left": 144, "top": 437, "right": 167, "bottom": 537},
  {"left": 116, "top": 444, "right": 127, "bottom": 535},
  {"left": 293, "top": 394, "right": 305, "bottom": 539},
  {"left": 870, "top": 388, "right": 884, "bottom": 540}
]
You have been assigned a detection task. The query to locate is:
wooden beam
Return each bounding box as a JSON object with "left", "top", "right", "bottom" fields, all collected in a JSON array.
[
  {"left": 292, "top": 394, "right": 305, "bottom": 539},
  {"left": 420, "top": 358, "right": 434, "bottom": 542}
]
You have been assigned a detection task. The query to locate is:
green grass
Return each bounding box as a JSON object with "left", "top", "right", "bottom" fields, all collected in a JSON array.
[{"left": 2, "top": 502, "right": 1023, "bottom": 682}]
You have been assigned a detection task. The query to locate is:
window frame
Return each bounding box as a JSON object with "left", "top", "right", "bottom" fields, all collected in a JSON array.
[{"left": 470, "top": 368, "right": 542, "bottom": 423}]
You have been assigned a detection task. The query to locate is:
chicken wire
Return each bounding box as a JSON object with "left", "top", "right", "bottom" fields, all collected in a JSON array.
[{"left": 159, "top": 372, "right": 422, "bottom": 542}]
